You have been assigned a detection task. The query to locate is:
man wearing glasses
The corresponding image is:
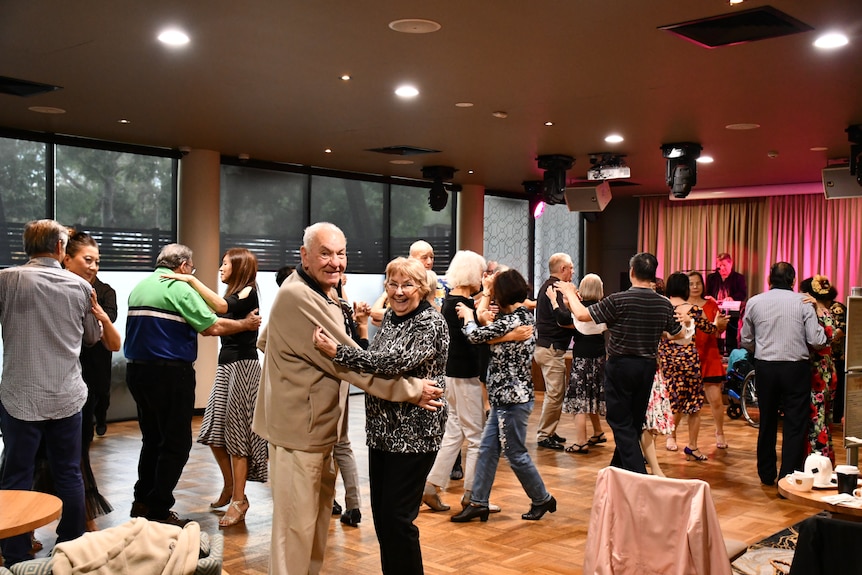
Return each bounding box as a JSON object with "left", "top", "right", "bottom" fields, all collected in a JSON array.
[{"left": 124, "top": 243, "right": 261, "bottom": 526}]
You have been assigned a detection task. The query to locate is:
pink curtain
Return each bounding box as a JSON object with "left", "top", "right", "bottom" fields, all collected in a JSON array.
[{"left": 639, "top": 192, "right": 862, "bottom": 300}]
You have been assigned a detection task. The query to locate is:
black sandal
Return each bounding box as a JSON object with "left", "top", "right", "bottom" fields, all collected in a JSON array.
[
  {"left": 565, "top": 443, "right": 590, "bottom": 454},
  {"left": 588, "top": 432, "right": 607, "bottom": 445}
]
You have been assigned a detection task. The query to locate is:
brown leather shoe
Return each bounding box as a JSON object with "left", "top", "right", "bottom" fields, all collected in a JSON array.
[{"left": 149, "top": 510, "right": 190, "bottom": 527}]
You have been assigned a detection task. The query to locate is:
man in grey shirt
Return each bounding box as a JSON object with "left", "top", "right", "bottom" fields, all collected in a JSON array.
[
  {"left": 741, "top": 261, "right": 827, "bottom": 486},
  {"left": 0, "top": 219, "right": 101, "bottom": 565}
]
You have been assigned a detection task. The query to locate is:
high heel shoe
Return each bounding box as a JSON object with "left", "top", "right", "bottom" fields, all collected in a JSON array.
[
  {"left": 219, "top": 497, "right": 249, "bottom": 528},
  {"left": 665, "top": 436, "right": 678, "bottom": 452},
  {"left": 715, "top": 433, "right": 728, "bottom": 449},
  {"left": 451, "top": 504, "right": 490, "bottom": 523},
  {"left": 422, "top": 483, "right": 450, "bottom": 512},
  {"left": 522, "top": 495, "right": 557, "bottom": 520},
  {"left": 684, "top": 446, "right": 708, "bottom": 461},
  {"left": 210, "top": 485, "right": 233, "bottom": 508}
]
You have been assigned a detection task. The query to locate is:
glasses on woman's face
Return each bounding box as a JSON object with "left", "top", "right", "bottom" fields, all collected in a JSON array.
[{"left": 385, "top": 281, "right": 418, "bottom": 294}]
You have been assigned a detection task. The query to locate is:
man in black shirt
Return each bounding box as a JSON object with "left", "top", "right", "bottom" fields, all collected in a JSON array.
[
  {"left": 705, "top": 252, "right": 747, "bottom": 354},
  {"left": 534, "top": 253, "right": 575, "bottom": 450},
  {"left": 561, "top": 253, "right": 682, "bottom": 473}
]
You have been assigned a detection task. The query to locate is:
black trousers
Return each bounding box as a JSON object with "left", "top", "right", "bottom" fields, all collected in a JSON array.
[
  {"left": 754, "top": 359, "right": 811, "bottom": 485},
  {"left": 604, "top": 356, "right": 656, "bottom": 474},
  {"left": 126, "top": 362, "right": 195, "bottom": 518},
  {"left": 368, "top": 447, "right": 437, "bottom": 575}
]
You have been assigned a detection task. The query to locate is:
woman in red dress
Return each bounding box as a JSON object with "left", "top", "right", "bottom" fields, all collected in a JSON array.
[{"left": 687, "top": 272, "right": 729, "bottom": 450}]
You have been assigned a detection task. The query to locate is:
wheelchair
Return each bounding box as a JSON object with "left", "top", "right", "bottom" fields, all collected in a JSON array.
[{"left": 725, "top": 350, "right": 759, "bottom": 428}]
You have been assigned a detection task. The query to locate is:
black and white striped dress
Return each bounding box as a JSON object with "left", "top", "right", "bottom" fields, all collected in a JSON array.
[{"left": 197, "top": 287, "right": 268, "bottom": 482}]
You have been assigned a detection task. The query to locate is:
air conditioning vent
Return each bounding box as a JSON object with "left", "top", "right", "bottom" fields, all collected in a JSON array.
[
  {"left": 366, "top": 145, "right": 441, "bottom": 156},
  {"left": 659, "top": 6, "right": 813, "bottom": 48}
]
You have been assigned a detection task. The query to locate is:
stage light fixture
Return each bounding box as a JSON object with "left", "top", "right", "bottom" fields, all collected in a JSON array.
[
  {"left": 523, "top": 180, "right": 545, "bottom": 218},
  {"left": 422, "top": 165, "right": 457, "bottom": 211},
  {"left": 536, "top": 154, "right": 574, "bottom": 205},
  {"left": 847, "top": 124, "right": 862, "bottom": 187},
  {"left": 661, "top": 142, "right": 702, "bottom": 198}
]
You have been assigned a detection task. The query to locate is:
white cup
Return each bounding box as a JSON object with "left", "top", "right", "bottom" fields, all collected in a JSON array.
[
  {"left": 786, "top": 471, "right": 815, "bottom": 491},
  {"left": 853, "top": 488, "right": 862, "bottom": 498}
]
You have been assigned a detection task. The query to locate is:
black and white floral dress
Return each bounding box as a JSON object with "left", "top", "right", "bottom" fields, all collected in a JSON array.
[
  {"left": 334, "top": 300, "right": 449, "bottom": 453},
  {"left": 463, "top": 305, "right": 535, "bottom": 406}
]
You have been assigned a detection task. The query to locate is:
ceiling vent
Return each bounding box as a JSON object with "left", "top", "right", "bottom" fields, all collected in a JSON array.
[
  {"left": 659, "top": 6, "right": 813, "bottom": 48},
  {"left": 366, "top": 145, "right": 441, "bottom": 156},
  {"left": 0, "top": 75, "right": 63, "bottom": 97}
]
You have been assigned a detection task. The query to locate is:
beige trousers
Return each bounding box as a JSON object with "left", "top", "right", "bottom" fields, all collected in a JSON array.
[
  {"left": 268, "top": 444, "right": 336, "bottom": 575},
  {"left": 534, "top": 345, "right": 568, "bottom": 441}
]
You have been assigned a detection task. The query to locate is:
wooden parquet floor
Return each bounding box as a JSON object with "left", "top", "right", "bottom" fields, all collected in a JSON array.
[{"left": 15, "top": 392, "right": 847, "bottom": 574}]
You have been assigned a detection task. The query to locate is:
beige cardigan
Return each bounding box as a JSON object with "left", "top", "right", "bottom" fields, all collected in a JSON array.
[{"left": 51, "top": 518, "right": 200, "bottom": 575}]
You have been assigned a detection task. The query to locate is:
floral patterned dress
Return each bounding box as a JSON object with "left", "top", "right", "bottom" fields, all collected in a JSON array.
[
  {"left": 658, "top": 305, "right": 716, "bottom": 414},
  {"left": 808, "top": 309, "right": 836, "bottom": 464}
]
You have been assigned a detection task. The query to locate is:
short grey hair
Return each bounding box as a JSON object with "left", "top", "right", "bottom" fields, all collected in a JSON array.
[
  {"left": 155, "top": 243, "right": 193, "bottom": 271},
  {"left": 303, "top": 222, "right": 344, "bottom": 252},
  {"left": 577, "top": 273, "right": 604, "bottom": 301},
  {"left": 446, "top": 250, "right": 486, "bottom": 289},
  {"left": 23, "top": 219, "right": 68, "bottom": 257},
  {"left": 548, "top": 252, "right": 572, "bottom": 274}
]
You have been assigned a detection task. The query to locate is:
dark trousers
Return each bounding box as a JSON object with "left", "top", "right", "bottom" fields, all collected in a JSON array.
[
  {"left": 754, "top": 359, "right": 811, "bottom": 485},
  {"left": 368, "top": 447, "right": 437, "bottom": 575},
  {"left": 0, "top": 402, "right": 85, "bottom": 565},
  {"left": 126, "top": 362, "right": 195, "bottom": 518},
  {"left": 604, "top": 356, "right": 656, "bottom": 474},
  {"left": 82, "top": 358, "right": 112, "bottom": 431}
]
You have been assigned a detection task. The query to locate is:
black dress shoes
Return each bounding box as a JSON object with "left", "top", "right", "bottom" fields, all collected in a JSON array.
[
  {"left": 332, "top": 500, "right": 343, "bottom": 516},
  {"left": 340, "top": 508, "right": 361, "bottom": 526},
  {"left": 130, "top": 501, "right": 149, "bottom": 518},
  {"left": 537, "top": 438, "right": 564, "bottom": 450},
  {"left": 551, "top": 433, "right": 567, "bottom": 443},
  {"left": 451, "top": 504, "right": 490, "bottom": 523},
  {"left": 521, "top": 496, "right": 557, "bottom": 520}
]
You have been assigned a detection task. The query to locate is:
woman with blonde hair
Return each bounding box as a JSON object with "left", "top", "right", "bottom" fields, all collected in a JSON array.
[
  {"left": 552, "top": 273, "right": 607, "bottom": 454},
  {"left": 162, "top": 247, "right": 268, "bottom": 526},
  {"left": 313, "top": 256, "right": 448, "bottom": 574}
]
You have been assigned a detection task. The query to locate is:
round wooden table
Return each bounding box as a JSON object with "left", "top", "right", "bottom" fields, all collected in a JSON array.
[
  {"left": 777, "top": 477, "right": 862, "bottom": 518},
  {"left": 0, "top": 490, "right": 63, "bottom": 539}
]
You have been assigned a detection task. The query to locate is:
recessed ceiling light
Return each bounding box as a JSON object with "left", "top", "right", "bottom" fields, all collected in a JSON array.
[
  {"left": 696, "top": 155, "right": 714, "bottom": 164},
  {"left": 389, "top": 159, "right": 414, "bottom": 165},
  {"left": 468, "top": 170, "right": 474, "bottom": 174},
  {"left": 28, "top": 106, "right": 66, "bottom": 114},
  {"left": 118, "top": 118, "right": 131, "bottom": 124},
  {"left": 340, "top": 75, "right": 351, "bottom": 81},
  {"left": 395, "top": 85, "right": 419, "bottom": 98},
  {"left": 324, "top": 148, "right": 332, "bottom": 153},
  {"left": 157, "top": 28, "right": 190, "bottom": 46},
  {"left": 544, "top": 121, "right": 554, "bottom": 126},
  {"left": 388, "top": 19, "right": 442, "bottom": 34},
  {"left": 492, "top": 111, "right": 508, "bottom": 119},
  {"left": 810, "top": 146, "right": 828, "bottom": 152},
  {"left": 725, "top": 123, "right": 760, "bottom": 130},
  {"left": 814, "top": 32, "right": 849, "bottom": 49},
  {"left": 728, "top": 0, "right": 744, "bottom": 5},
  {"left": 605, "top": 134, "right": 624, "bottom": 144},
  {"left": 455, "top": 102, "right": 473, "bottom": 108}
]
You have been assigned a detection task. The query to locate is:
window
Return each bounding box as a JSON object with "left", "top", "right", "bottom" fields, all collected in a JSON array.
[
  {"left": 390, "top": 184, "right": 453, "bottom": 274},
  {"left": 0, "top": 134, "right": 177, "bottom": 269},
  {"left": 220, "top": 165, "right": 306, "bottom": 270},
  {"left": 0, "top": 138, "right": 47, "bottom": 263}
]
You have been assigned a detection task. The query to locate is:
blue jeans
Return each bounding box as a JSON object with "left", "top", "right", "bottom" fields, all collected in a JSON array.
[
  {"left": 0, "top": 401, "right": 85, "bottom": 565},
  {"left": 470, "top": 401, "right": 550, "bottom": 506}
]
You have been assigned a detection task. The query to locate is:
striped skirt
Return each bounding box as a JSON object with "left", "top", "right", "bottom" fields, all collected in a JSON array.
[{"left": 197, "top": 359, "right": 268, "bottom": 482}]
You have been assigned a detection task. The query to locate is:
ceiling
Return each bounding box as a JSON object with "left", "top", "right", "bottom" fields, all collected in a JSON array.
[{"left": 1, "top": 1, "right": 861, "bottom": 198}]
